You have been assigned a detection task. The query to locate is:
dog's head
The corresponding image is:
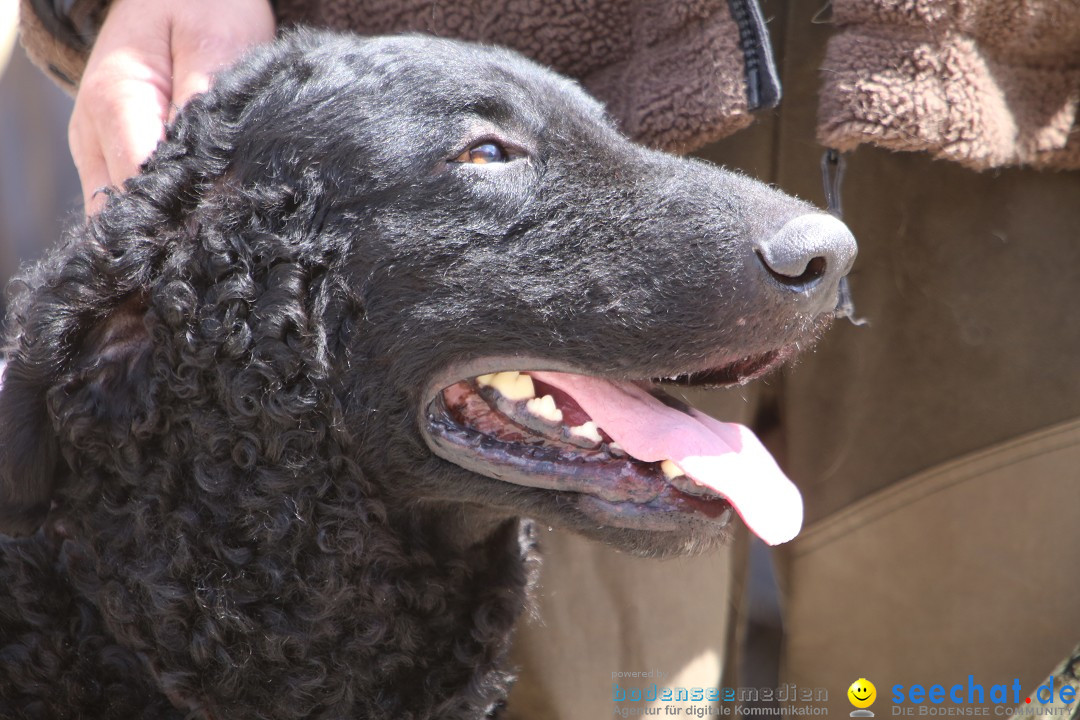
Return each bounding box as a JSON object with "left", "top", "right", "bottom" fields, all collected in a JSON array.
[{"left": 0, "top": 32, "right": 854, "bottom": 556}]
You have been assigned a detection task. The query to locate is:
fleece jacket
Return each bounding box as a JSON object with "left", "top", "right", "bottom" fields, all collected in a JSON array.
[
  {"left": 20, "top": 0, "right": 1079, "bottom": 169},
  {"left": 818, "top": 0, "right": 1080, "bottom": 170},
  {"left": 16, "top": 0, "right": 780, "bottom": 155}
]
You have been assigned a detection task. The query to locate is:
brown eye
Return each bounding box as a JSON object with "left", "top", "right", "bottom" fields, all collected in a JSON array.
[{"left": 453, "top": 142, "right": 509, "bottom": 165}]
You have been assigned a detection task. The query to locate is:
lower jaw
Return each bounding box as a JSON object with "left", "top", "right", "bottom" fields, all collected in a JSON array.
[
  {"left": 424, "top": 408, "right": 736, "bottom": 533},
  {"left": 418, "top": 350, "right": 794, "bottom": 535},
  {"left": 576, "top": 493, "right": 734, "bottom": 532}
]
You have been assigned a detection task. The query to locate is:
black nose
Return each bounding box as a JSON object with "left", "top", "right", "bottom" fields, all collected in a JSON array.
[{"left": 754, "top": 213, "right": 857, "bottom": 313}]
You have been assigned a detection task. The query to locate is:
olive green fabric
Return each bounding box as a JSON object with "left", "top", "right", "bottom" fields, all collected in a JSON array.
[
  {"left": 700, "top": 0, "right": 1080, "bottom": 704},
  {"left": 505, "top": 524, "right": 744, "bottom": 718},
  {"left": 786, "top": 419, "right": 1080, "bottom": 716},
  {"left": 700, "top": 0, "right": 1080, "bottom": 526}
]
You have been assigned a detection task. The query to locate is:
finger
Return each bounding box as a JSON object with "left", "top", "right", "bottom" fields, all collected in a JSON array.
[
  {"left": 169, "top": 36, "right": 240, "bottom": 112},
  {"left": 170, "top": 1, "right": 276, "bottom": 112},
  {"left": 69, "top": 107, "right": 103, "bottom": 208},
  {"left": 72, "top": 0, "right": 174, "bottom": 208},
  {"left": 94, "top": 73, "right": 172, "bottom": 189},
  {"left": 73, "top": 143, "right": 111, "bottom": 214}
]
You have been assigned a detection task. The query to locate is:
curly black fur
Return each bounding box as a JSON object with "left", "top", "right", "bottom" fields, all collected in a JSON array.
[{"left": 0, "top": 31, "right": 836, "bottom": 719}]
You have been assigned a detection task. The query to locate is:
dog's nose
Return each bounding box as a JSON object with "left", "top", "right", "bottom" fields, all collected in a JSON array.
[{"left": 754, "top": 213, "right": 857, "bottom": 313}]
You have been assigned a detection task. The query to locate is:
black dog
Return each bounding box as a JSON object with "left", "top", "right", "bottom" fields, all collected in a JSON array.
[{"left": 0, "top": 31, "right": 855, "bottom": 719}]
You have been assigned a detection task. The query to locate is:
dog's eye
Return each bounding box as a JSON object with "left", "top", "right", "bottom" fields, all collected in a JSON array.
[{"left": 453, "top": 142, "right": 509, "bottom": 165}]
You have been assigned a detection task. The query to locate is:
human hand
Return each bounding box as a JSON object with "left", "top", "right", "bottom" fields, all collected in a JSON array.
[{"left": 69, "top": 0, "right": 275, "bottom": 213}]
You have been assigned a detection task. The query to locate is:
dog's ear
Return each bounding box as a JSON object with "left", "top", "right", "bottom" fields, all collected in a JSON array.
[{"left": 0, "top": 293, "right": 150, "bottom": 537}]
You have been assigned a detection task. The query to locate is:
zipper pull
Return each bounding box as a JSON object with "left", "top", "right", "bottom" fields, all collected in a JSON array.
[{"left": 821, "top": 149, "right": 867, "bottom": 326}]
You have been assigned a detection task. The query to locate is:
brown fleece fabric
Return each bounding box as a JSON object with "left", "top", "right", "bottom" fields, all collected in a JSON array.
[
  {"left": 19, "top": 0, "right": 1080, "bottom": 167},
  {"left": 818, "top": 0, "right": 1080, "bottom": 170},
  {"left": 18, "top": 0, "right": 756, "bottom": 154},
  {"left": 275, "top": 0, "right": 757, "bottom": 153},
  {"left": 17, "top": 0, "right": 103, "bottom": 91}
]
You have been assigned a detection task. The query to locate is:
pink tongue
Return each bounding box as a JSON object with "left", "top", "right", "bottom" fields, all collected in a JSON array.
[{"left": 529, "top": 371, "right": 803, "bottom": 545}]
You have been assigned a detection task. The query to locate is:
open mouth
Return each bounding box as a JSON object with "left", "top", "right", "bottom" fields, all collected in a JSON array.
[{"left": 421, "top": 351, "right": 804, "bottom": 545}]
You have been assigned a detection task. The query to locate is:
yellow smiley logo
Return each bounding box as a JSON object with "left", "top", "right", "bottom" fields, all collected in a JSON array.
[{"left": 848, "top": 678, "right": 877, "bottom": 709}]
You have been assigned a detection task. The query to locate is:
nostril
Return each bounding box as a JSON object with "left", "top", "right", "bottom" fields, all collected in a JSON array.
[
  {"left": 757, "top": 251, "right": 828, "bottom": 290},
  {"left": 755, "top": 213, "right": 857, "bottom": 296}
]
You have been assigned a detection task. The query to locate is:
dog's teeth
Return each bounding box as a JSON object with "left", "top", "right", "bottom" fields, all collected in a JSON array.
[
  {"left": 477, "top": 371, "right": 514, "bottom": 388},
  {"left": 608, "top": 442, "right": 626, "bottom": 456},
  {"left": 526, "top": 395, "right": 563, "bottom": 423},
  {"left": 569, "top": 421, "right": 603, "bottom": 445},
  {"left": 660, "top": 459, "right": 686, "bottom": 479},
  {"left": 480, "top": 371, "right": 535, "bottom": 401},
  {"left": 510, "top": 374, "right": 536, "bottom": 400}
]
